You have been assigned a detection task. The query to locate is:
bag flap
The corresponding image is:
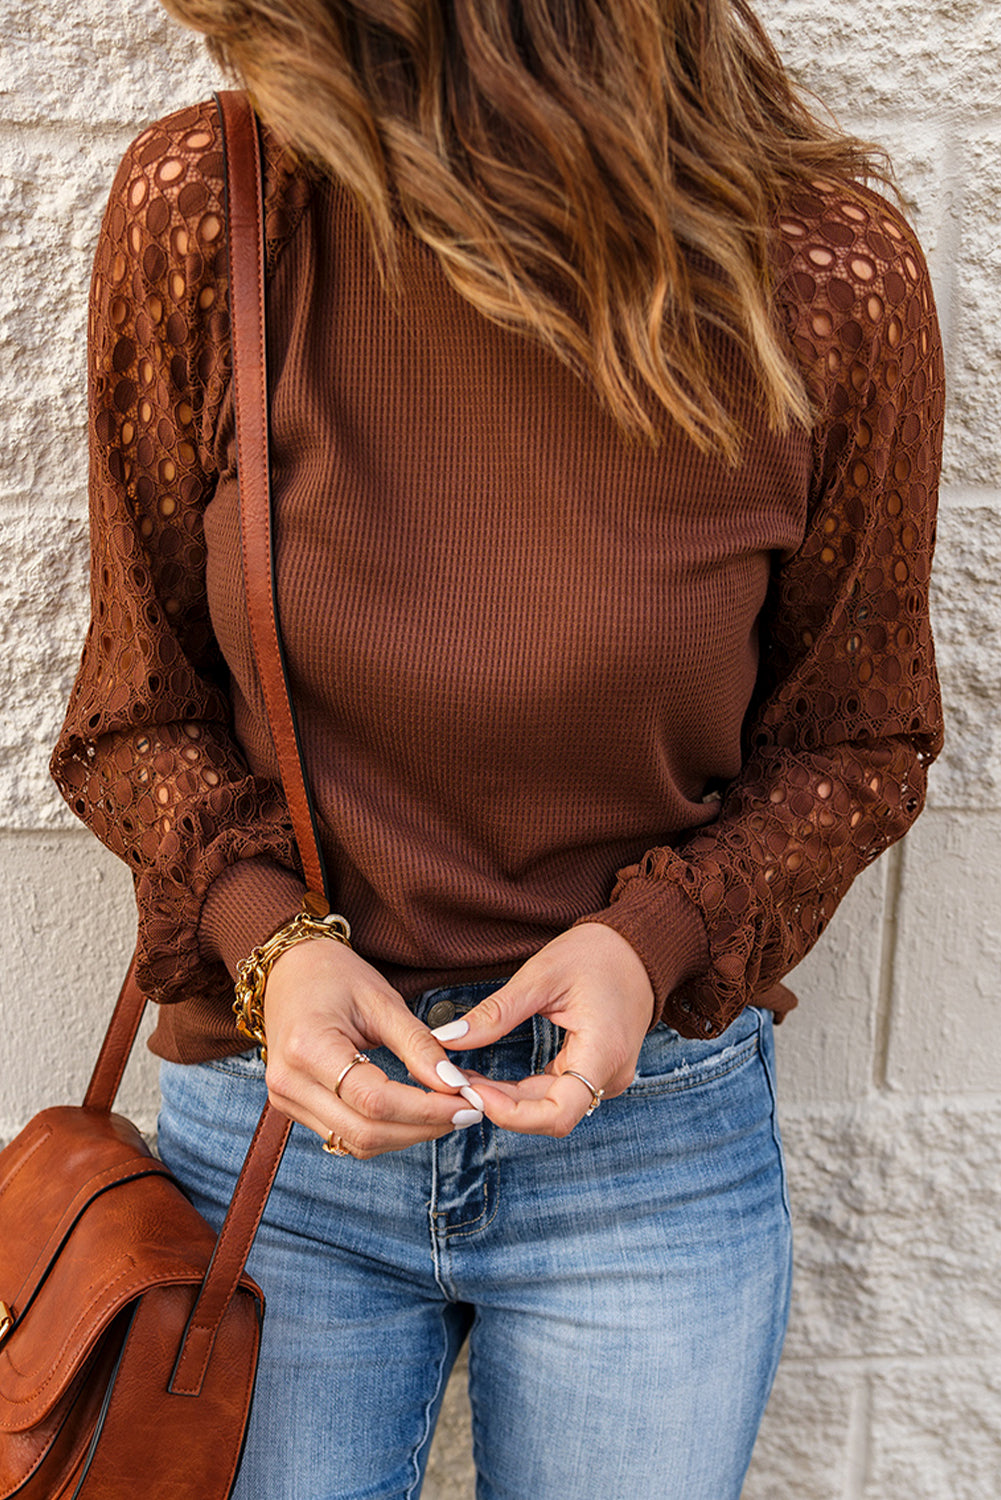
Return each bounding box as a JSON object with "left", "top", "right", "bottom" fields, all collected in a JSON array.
[{"left": 0, "top": 1107, "right": 261, "bottom": 1430}]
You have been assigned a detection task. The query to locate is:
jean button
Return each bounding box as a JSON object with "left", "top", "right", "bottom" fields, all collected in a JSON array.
[{"left": 427, "top": 999, "right": 456, "bottom": 1028}]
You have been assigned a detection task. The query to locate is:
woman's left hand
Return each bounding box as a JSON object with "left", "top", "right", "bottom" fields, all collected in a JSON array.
[{"left": 439, "top": 924, "right": 655, "bottom": 1137}]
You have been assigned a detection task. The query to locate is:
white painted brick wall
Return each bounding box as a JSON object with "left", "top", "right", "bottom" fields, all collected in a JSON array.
[{"left": 1, "top": 2, "right": 999, "bottom": 1496}]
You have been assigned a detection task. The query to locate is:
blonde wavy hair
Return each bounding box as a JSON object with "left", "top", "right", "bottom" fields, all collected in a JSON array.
[{"left": 164, "top": 0, "right": 884, "bottom": 460}]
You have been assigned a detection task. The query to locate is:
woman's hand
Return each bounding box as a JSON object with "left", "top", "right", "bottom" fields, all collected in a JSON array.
[
  {"left": 262, "top": 940, "right": 484, "bottom": 1158},
  {"left": 439, "top": 924, "right": 655, "bottom": 1137}
]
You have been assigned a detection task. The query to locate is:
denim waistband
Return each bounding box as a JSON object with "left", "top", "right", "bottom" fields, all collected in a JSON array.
[{"left": 408, "top": 978, "right": 563, "bottom": 1071}]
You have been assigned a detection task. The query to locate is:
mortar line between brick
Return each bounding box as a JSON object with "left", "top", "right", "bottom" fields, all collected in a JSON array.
[
  {"left": 936, "top": 132, "right": 964, "bottom": 381},
  {"left": 937, "top": 483, "right": 1001, "bottom": 510},
  {"left": 784, "top": 1087, "right": 1001, "bottom": 1117},
  {"left": 842, "top": 1376, "right": 870, "bottom": 1500},
  {"left": 872, "top": 842, "right": 904, "bottom": 1089}
]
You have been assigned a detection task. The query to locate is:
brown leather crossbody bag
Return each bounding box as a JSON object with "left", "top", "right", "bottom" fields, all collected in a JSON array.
[{"left": 0, "top": 91, "right": 322, "bottom": 1499}]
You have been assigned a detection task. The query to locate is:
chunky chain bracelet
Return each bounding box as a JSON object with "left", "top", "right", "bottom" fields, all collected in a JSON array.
[{"left": 233, "top": 892, "right": 351, "bottom": 1062}]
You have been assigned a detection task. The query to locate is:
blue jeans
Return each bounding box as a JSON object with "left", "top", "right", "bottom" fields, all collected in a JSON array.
[{"left": 158, "top": 984, "right": 792, "bottom": 1500}]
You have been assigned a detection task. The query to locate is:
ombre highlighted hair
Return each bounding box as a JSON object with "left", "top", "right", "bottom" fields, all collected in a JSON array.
[{"left": 163, "top": 0, "right": 885, "bottom": 459}]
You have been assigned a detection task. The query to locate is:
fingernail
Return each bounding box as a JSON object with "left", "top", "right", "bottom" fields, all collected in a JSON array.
[
  {"left": 431, "top": 1018, "right": 470, "bottom": 1043},
  {"left": 451, "top": 1108, "right": 483, "bottom": 1128},
  {"left": 436, "top": 1059, "right": 469, "bottom": 1089},
  {"left": 459, "top": 1084, "right": 484, "bottom": 1111}
]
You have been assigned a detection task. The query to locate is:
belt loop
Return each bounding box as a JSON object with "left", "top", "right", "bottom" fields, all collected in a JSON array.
[
  {"left": 530, "top": 1016, "right": 562, "bottom": 1074},
  {"left": 530, "top": 1015, "right": 543, "bottom": 1075}
]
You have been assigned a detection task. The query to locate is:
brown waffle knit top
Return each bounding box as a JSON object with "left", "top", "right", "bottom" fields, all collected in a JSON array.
[{"left": 51, "top": 101, "right": 944, "bottom": 1065}]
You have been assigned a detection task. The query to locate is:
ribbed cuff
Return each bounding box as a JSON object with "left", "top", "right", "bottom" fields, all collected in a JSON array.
[
  {"left": 197, "top": 857, "right": 309, "bottom": 980},
  {"left": 574, "top": 878, "right": 710, "bottom": 1029}
]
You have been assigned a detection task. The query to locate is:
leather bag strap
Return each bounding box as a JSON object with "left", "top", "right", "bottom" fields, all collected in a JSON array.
[
  {"left": 83, "top": 955, "right": 145, "bottom": 1110},
  {"left": 86, "top": 90, "right": 330, "bottom": 1392},
  {"left": 170, "top": 90, "right": 328, "bottom": 1392},
  {"left": 218, "top": 88, "right": 329, "bottom": 895}
]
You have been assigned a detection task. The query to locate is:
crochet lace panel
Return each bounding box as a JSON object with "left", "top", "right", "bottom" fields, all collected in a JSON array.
[
  {"left": 618, "top": 182, "right": 944, "bottom": 1034},
  {"left": 50, "top": 102, "right": 309, "bottom": 1008}
]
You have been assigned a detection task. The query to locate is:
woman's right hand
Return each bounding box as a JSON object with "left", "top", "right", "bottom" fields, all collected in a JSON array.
[{"left": 261, "top": 939, "right": 484, "bottom": 1158}]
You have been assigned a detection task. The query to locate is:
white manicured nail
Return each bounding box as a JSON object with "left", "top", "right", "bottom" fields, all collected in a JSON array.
[
  {"left": 436, "top": 1059, "right": 469, "bottom": 1089},
  {"left": 431, "top": 1018, "right": 470, "bottom": 1043},
  {"left": 451, "top": 1108, "right": 483, "bottom": 1128},
  {"left": 459, "top": 1085, "right": 484, "bottom": 1111}
]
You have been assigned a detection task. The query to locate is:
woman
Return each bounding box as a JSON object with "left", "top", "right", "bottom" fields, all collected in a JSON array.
[{"left": 52, "top": 0, "right": 944, "bottom": 1494}]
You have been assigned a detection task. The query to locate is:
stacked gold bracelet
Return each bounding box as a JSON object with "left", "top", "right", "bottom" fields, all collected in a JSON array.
[{"left": 233, "top": 891, "right": 352, "bottom": 1062}]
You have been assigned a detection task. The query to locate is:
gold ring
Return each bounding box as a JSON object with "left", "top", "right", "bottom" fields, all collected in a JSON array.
[
  {"left": 322, "top": 1132, "right": 352, "bottom": 1157},
  {"left": 332, "top": 1051, "right": 370, "bottom": 1100},
  {"left": 562, "top": 1069, "right": 605, "bottom": 1116}
]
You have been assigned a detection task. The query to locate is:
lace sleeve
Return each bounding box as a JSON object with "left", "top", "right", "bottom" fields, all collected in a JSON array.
[
  {"left": 588, "top": 187, "right": 945, "bottom": 1036},
  {"left": 50, "top": 102, "right": 307, "bottom": 1009}
]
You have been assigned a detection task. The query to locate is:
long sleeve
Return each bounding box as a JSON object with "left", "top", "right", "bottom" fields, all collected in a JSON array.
[
  {"left": 584, "top": 188, "right": 945, "bottom": 1036},
  {"left": 50, "top": 103, "right": 309, "bottom": 1019}
]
